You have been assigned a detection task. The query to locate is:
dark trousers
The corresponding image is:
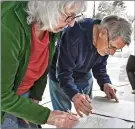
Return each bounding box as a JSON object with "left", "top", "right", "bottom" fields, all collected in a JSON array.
[{"left": 126, "top": 55, "right": 135, "bottom": 90}]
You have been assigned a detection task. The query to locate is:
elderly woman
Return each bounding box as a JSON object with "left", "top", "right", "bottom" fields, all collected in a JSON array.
[{"left": 1, "top": 1, "right": 86, "bottom": 128}]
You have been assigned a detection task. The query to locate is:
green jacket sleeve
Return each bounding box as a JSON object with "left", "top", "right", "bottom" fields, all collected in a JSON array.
[{"left": 1, "top": 24, "right": 51, "bottom": 124}]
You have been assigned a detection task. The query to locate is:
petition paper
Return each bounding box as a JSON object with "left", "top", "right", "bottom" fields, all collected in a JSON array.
[
  {"left": 74, "top": 114, "right": 133, "bottom": 128},
  {"left": 91, "top": 96, "right": 134, "bottom": 122}
]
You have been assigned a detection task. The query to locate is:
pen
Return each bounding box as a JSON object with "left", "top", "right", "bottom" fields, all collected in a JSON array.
[
  {"left": 66, "top": 108, "right": 73, "bottom": 115},
  {"left": 81, "top": 89, "right": 91, "bottom": 103},
  {"left": 81, "top": 88, "right": 85, "bottom": 95}
]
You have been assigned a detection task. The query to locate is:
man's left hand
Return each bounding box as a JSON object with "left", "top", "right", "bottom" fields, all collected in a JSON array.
[{"left": 103, "top": 83, "right": 119, "bottom": 102}]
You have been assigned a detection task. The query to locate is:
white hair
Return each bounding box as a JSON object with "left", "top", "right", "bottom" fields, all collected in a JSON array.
[
  {"left": 100, "top": 15, "right": 132, "bottom": 45},
  {"left": 26, "top": 1, "right": 87, "bottom": 31}
]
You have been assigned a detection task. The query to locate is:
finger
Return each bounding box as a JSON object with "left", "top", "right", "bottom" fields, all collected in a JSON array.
[
  {"left": 81, "top": 98, "right": 92, "bottom": 110},
  {"left": 108, "top": 89, "right": 115, "bottom": 99},
  {"left": 81, "top": 102, "right": 92, "bottom": 114},
  {"left": 68, "top": 119, "right": 79, "bottom": 128},
  {"left": 109, "top": 89, "right": 119, "bottom": 102},
  {"left": 76, "top": 108, "right": 83, "bottom": 117},
  {"left": 79, "top": 105, "right": 91, "bottom": 116},
  {"left": 68, "top": 114, "right": 79, "bottom": 121},
  {"left": 76, "top": 101, "right": 91, "bottom": 116},
  {"left": 110, "top": 93, "right": 115, "bottom": 99},
  {"left": 105, "top": 91, "right": 111, "bottom": 100},
  {"left": 111, "top": 89, "right": 119, "bottom": 102},
  {"left": 114, "top": 88, "right": 117, "bottom": 93},
  {"left": 85, "top": 95, "right": 91, "bottom": 103},
  {"left": 77, "top": 95, "right": 92, "bottom": 110},
  {"left": 70, "top": 112, "right": 78, "bottom": 116}
]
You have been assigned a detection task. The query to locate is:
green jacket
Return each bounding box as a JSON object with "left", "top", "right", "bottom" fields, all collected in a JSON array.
[{"left": 1, "top": 1, "right": 60, "bottom": 124}]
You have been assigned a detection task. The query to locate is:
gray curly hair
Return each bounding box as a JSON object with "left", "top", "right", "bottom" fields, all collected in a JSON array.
[{"left": 26, "top": 1, "right": 87, "bottom": 31}]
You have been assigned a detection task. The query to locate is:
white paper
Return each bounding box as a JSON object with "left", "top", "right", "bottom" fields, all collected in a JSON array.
[
  {"left": 74, "top": 114, "right": 133, "bottom": 128},
  {"left": 91, "top": 96, "right": 134, "bottom": 122}
]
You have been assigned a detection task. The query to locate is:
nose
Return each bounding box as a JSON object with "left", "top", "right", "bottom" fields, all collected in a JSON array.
[{"left": 67, "top": 19, "right": 75, "bottom": 27}]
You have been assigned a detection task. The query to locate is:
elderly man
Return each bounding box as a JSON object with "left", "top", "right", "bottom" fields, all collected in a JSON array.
[{"left": 49, "top": 15, "right": 132, "bottom": 117}]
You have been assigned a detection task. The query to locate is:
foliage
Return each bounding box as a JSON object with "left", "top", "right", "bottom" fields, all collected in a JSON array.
[{"left": 95, "top": 1, "right": 134, "bottom": 23}]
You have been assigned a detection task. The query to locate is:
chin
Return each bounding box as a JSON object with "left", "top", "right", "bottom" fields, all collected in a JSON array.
[
  {"left": 53, "top": 29, "right": 64, "bottom": 33},
  {"left": 49, "top": 29, "right": 59, "bottom": 33},
  {"left": 100, "top": 53, "right": 105, "bottom": 56},
  {"left": 97, "top": 51, "right": 105, "bottom": 56}
]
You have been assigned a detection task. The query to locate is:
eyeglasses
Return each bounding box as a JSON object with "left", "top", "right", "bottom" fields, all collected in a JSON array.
[
  {"left": 65, "top": 13, "right": 83, "bottom": 23},
  {"left": 106, "top": 29, "right": 122, "bottom": 54}
]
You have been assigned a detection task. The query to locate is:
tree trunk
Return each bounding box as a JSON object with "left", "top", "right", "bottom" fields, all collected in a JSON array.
[{"left": 93, "top": 1, "right": 96, "bottom": 18}]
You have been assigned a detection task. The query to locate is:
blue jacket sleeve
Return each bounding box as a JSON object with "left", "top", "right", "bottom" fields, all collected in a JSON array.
[
  {"left": 92, "top": 55, "right": 112, "bottom": 91},
  {"left": 56, "top": 29, "right": 80, "bottom": 100}
]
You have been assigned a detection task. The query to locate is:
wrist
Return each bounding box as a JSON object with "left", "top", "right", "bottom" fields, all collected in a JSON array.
[
  {"left": 103, "top": 83, "right": 111, "bottom": 91},
  {"left": 46, "top": 110, "right": 54, "bottom": 125},
  {"left": 72, "top": 93, "right": 81, "bottom": 102}
]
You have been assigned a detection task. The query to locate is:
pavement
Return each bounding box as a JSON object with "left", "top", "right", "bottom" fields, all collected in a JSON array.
[{"left": 39, "top": 56, "right": 135, "bottom": 128}]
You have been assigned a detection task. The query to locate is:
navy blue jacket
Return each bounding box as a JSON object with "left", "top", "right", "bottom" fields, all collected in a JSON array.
[{"left": 49, "top": 18, "right": 111, "bottom": 100}]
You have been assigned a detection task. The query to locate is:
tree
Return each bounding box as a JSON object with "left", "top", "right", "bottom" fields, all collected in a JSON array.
[
  {"left": 92, "top": 1, "right": 96, "bottom": 18},
  {"left": 113, "top": 0, "right": 126, "bottom": 8},
  {"left": 95, "top": 1, "right": 116, "bottom": 19},
  {"left": 95, "top": 0, "right": 134, "bottom": 23}
]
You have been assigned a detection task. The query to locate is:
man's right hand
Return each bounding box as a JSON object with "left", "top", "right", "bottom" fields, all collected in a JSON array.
[
  {"left": 46, "top": 110, "right": 79, "bottom": 128},
  {"left": 72, "top": 93, "right": 92, "bottom": 117}
]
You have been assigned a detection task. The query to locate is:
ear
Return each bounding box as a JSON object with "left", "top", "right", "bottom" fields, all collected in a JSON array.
[{"left": 99, "top": 28, "right": 107, "bottom": 39}]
